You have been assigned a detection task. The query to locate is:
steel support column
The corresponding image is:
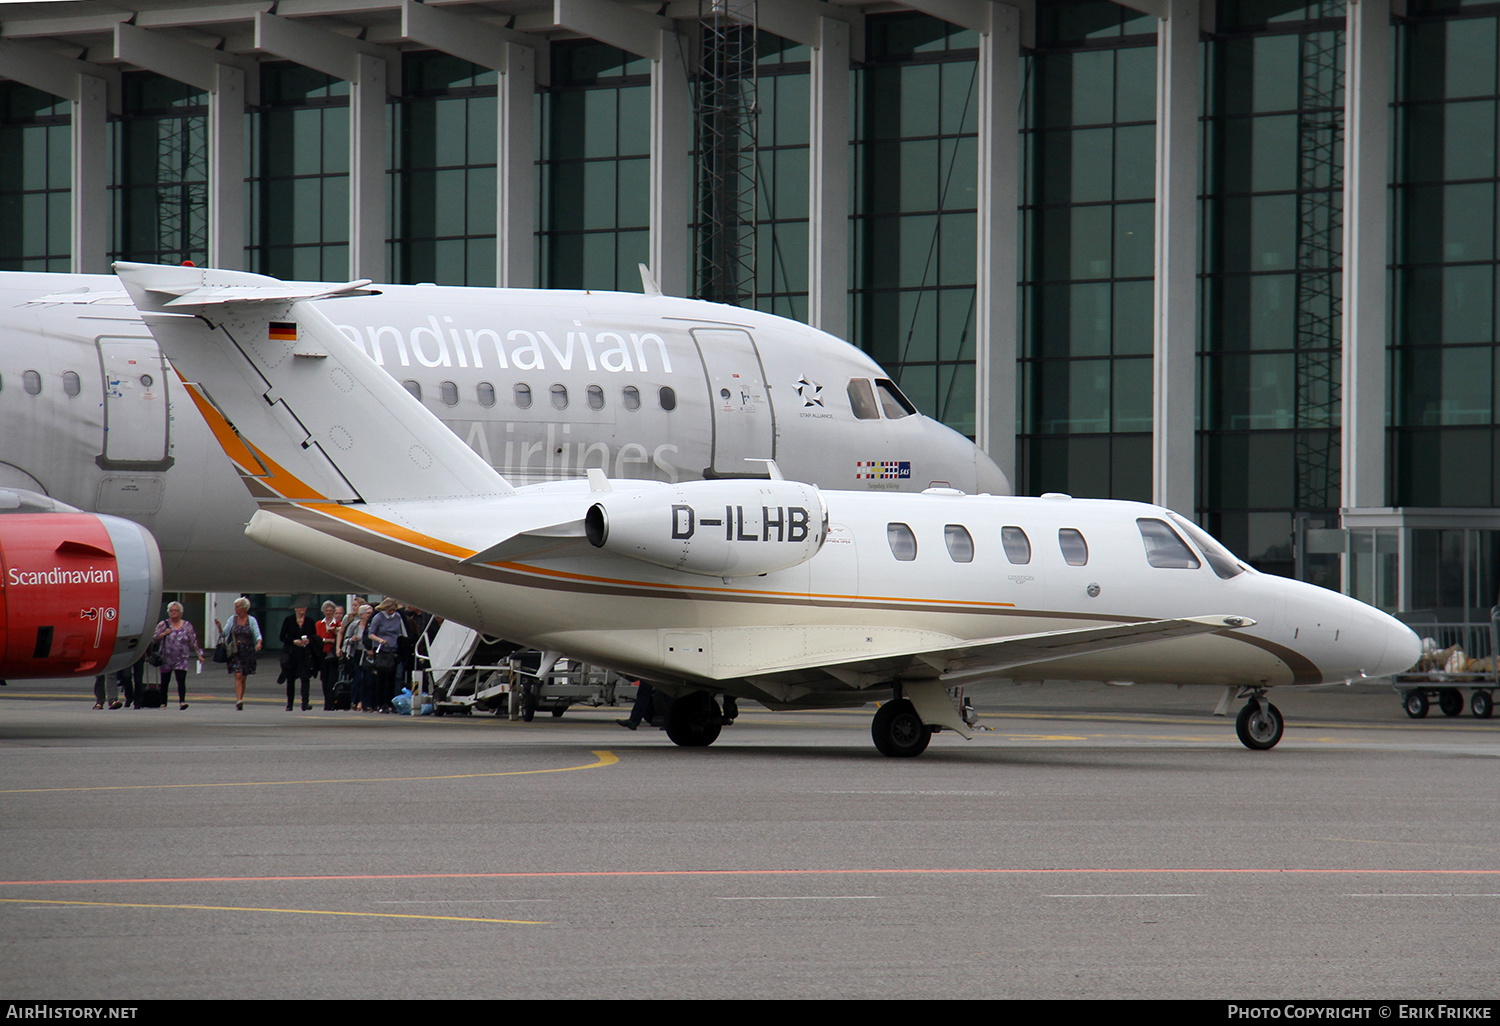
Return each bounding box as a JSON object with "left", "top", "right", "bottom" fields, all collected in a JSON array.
[
  {"left": 1151, "top": 0, "right": 1200, "bottom": 515},
  {"left": 808, "top": 16, "right": 849, "bottom": 337},
  {"left": 1341, "top": 0, "right": 1391, "bottom": 513},
  {"left": 975, "top": 2, "right": 1020, "bottom": 483}
]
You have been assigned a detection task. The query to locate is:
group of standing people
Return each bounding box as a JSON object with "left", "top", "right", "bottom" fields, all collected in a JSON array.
[
  {"left": 334, "top": 597, "right": 430, "bottom": 713},
  {"left": 90, "top": 595, "right": 433, "bottom": 713}
]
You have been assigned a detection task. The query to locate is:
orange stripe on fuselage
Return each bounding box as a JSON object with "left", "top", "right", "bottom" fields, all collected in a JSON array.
[{"left": 290, "top": 502, "right": 1017, "bottom": 609}]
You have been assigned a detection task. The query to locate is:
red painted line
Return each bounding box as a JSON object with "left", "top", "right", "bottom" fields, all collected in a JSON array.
[{"left": 3, "top": 867, "right": 1500, "bottom": 887}]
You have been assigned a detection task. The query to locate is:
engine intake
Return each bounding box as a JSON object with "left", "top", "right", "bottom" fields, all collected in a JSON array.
[{"left": 0, "top": 512, "right": 163, "bottom": 679}]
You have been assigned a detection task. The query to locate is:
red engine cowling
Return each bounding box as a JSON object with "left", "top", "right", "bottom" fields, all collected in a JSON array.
[{"left": 0, "top": 512, "right": 163, "bottom": 681}]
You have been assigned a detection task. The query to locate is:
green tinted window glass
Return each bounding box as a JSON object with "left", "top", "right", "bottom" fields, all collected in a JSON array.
[
  {"left": 1113, "top": 282, "right": 1154, "bottom": 355},
  {"left": 1115, "top": 46, "right": 1157, "bottom": 123},
  {"left": 1112, "top": 357, "right": 1153, "bottom": 432},
  {"left": 1113, "top": 203, "right": 1153, "bottom": 278}
]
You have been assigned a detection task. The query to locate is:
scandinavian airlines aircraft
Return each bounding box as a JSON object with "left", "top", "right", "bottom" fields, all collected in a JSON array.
[
  {"left": 118, "top": 261, "right": 1423, "bottom": 756},
  {"left": 0, "top": 269, "right": 1007, "bottom": 593}
]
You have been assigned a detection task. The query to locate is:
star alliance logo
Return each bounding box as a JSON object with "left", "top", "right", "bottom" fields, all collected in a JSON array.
[{"left": 796, "top": 376, "right": 823, "bottom": 407}]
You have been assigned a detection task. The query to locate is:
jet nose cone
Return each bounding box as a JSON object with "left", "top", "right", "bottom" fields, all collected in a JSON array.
[
  {"left": 975, "top": 447, "right": 1013, "bottom": 496},
  {"left": 1379, "top": 616, "right": 1423, "bottom": 679}
]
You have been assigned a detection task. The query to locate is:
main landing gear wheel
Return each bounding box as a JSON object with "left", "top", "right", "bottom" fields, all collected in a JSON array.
[
  {"left": 1404, "top": 690, "right": 1429, "bottom": 719},
  {"left": 1439, "top": 688, "right": 1464, "bottom": 717},
  {"left": 1472, "top": 690, "right": 1494, "bottom": 719},
  {"left": 872, "top": 699, "right": 932, "bottom": 758},
  {"left": 664, "top": 691, "right": 722, "bottom": 748},
  {"left": 1235, "top": 699, "right": 1284, "bottom": 751}
]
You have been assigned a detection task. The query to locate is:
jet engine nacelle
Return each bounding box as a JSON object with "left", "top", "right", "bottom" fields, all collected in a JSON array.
[
  {"left": 0, "top": 509, "right": 163, "bottom": 680},
  {"left": 585, "top": 479, "right": 827, "bottom": 578}
]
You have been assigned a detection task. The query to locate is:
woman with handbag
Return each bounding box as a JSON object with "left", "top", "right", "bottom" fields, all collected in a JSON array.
[
  {"left": 367, "top": 598, "right": 407, "bottom": 714},
  {"left": 152, "top": 601, "right": 203, "bottom": 710},
  {"left": 344, "top": 604, "right": 374, "bottom": 711},
  {"left": 214, "top": 597, "right": 262, "bottom": 711}
]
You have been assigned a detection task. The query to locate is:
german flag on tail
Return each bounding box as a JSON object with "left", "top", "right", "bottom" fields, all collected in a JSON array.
[{"left": 268, "top": 321, "right": 297, "bottom": 342}]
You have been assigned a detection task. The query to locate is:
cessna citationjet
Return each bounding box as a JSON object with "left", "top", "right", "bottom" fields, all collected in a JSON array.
[
  {"left": 0, "top": 270, "right": 1006, "bottom": 593},
  {"left": 118, "top": 261, "right": 1421, "bottom": 755}
]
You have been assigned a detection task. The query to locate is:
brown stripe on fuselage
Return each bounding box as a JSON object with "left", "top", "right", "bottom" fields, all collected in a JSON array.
[{"left": 265, "top": 502, "right": 1318, "bottom": 682}]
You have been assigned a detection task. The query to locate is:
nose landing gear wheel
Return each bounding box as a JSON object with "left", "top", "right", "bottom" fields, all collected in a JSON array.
[
  {"left": 664, "top": 691, "right": 723, "bottom": 748},
  {"left": 1235, "top": 699, "right": 1284, "bottom": 751},
  {"left": 872, "top": 699, "right": 932, "bottom": 758}
]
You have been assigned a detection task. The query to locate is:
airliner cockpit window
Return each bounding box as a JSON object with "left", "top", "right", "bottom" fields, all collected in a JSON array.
[
  {"left": 1001, "top": 526, "right": 1031, "bottom": 564},
  {"left": 887, "top": 523, "right": 918, "bottom": 561},
  {"left": 1136, "top": 518, "right": 1201, "bottom": 569},
  {"left": 1058, "top": 528, "right": 1088, "bottom": 566},
  {"left": 1168, "top": 512, "right": 1248, "bottom": 580},
  {"left": 944, "top": 524, "right": 974, "bottom": 563},
  {"left": 514, "top": 383, "right": 532, "bottom": 409},
  {"left": 847, "top": 379, "right": 880, "bottom": 420},
  {"left": 403, "top": 380, "right": 421, "bottom": 401},
  {"left": 875, "top": 379, "right": 917, "bottom": 419}
]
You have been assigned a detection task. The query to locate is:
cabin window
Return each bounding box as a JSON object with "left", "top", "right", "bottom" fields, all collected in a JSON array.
[
  {"left": 587, "top": 384, "right": 605, "bottom": 410},
  {"left": 875, "top": 379, "right": 916, "bottom": 419},
  {"left": 944, "top": 525, "right": 974, "bottom": 563},
  {"left": 659, "top": 386, "right": 677, "bottom": 411},
  {"left": 440, "top": 380, "right": 459, "bottom": 407},
  {"left": 23, "top": 370, "right": 41, "bottom": 396},
  {"left": 550, "top": 383, "right": 569, "bottom": 410},
  {"left": 1136, "top": 518, "right": 1201, "bottom": 569},
  {"left": 62, "top": 371, "right": 81, "bottom": 398},
  {"left": 622, "top": 385, "right": 641, "bottom": 411},
  {"left": 1058, "top": 528, "right": 1088, "bottom": 566},
  {"left": 1168, "top": 513, "right": 1247, "bottom": 580},
  {"left": 514, "top": 383, "right": 532, "bottom": 409},
  {"left": 847, "top": 379, "right": 880, "bottom": 419},
  {"left": 887, "top": 522, "right": 917, "bottom": 561},
  {"left": 476, "top": 382, "right": 496, "bottom": 408},
  {"left": 402, "top": 380, "right": 422, "bottom": 401},
  {"left": 1001, "top": 526, "right": 1031, "bottom": 565}
]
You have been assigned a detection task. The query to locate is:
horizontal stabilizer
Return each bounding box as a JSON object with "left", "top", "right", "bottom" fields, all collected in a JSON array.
[
  {"left": 461, "top": 519, "right": 587, "bottom": 565},
  {"left": 115, "top": 261, "right": 375, "bottom": 306}
]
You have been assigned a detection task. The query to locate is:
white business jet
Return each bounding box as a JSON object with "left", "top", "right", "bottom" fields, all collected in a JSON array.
[
  {"left": 0, "top": 270, "right": 1006, "bottom": 593},
  {"left": 117, "top": 262, "right": 1421, "bottom": 755}
]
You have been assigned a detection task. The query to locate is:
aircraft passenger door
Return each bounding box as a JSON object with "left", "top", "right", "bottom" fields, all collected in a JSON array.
[
  {"left": 690, "top": 328, "right": 775, "bottom": 477},
  {"left": 96, "top": 337, "right": 174, "bottom": 471}
]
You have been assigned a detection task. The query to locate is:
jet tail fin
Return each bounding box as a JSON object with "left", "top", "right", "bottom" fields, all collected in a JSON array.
[{"left": 114, "top": 262, "right": 516, "bottom": 505}]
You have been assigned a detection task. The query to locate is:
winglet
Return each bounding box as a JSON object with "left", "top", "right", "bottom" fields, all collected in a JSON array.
[{"left": 587, "top": 469, "right": 612, "bottom": 492}]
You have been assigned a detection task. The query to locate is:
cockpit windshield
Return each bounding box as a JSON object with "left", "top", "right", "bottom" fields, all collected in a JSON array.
[
  {"left": 1167, "top": 512, "right": 1248, "bottom": 580},
  {"left": 875, "top": 379, "right": 916, "bottom": 419}
]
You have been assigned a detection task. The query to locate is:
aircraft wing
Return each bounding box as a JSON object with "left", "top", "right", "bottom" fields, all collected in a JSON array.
[{"left": 744, "top": 615, "right": 1256, "bottom": 692}]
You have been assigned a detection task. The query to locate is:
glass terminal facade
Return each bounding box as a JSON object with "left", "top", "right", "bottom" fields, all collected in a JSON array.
[{"left": 5, "top": 0, "right": 1500, "bottom": 622}]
